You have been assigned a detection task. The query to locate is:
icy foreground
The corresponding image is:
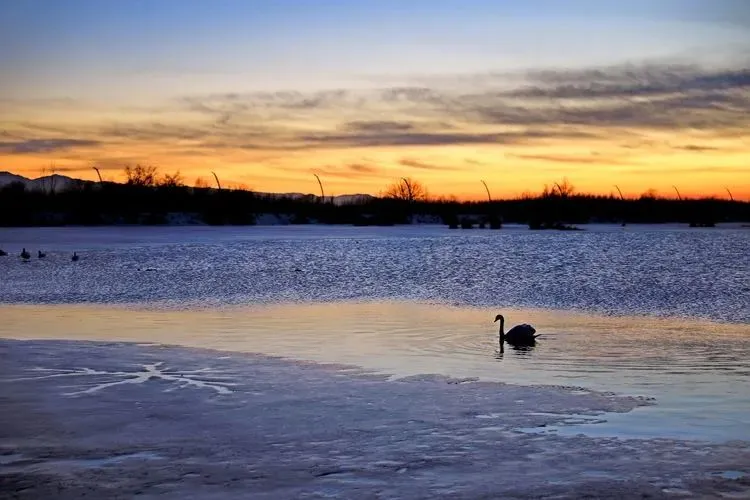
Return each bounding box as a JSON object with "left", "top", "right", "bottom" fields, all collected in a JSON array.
[{"left": 1, "top": 340, "right": 749, "bottom": 499}]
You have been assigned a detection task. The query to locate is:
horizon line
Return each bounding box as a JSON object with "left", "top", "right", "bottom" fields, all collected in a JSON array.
[{"left": 1, "top": 169, "right": 746, "bottom": 203}]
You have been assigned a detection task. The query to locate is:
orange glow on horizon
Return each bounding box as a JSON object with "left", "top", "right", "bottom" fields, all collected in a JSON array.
[{"left": 2, "top": 144, "right": 749, "bottom": 202}]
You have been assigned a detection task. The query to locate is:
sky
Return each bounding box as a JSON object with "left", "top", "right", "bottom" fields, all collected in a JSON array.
[{"left": 1, "top": 0, "right": 749, "bottom": 200}]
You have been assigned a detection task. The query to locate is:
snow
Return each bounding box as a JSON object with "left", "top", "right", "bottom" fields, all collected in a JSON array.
[{"left": 2, "top": 338, "right": 749, "bottom": 499}]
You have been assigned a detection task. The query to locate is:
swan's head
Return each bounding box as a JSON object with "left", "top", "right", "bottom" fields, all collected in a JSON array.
[{"left": 494, "top": 314, "right": 504, "bottom": 323}]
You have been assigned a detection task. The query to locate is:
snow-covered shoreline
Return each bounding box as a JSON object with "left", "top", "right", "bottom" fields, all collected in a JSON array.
[{"left": 1, "top": 338, "right": 749, "bottom": 499}]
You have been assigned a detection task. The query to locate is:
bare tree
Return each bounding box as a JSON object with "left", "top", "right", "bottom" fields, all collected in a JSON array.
[
  {"left": 125, "top": 164, "right": 158, "bottom": 186},
  {"left": 383, "top": 177, "right": 428, "bottom": 202},
  {"left": 640, "top": 188, "right": 659, "bottom": 200},
  {"left": 553, "top": 177, "right": 575, "bottom": 197},
  {"left": 159, "top": 171, "right": 184, "bottom": 187},
  {"left": 194, "top": 177, "right": 209, "bottom": 189}
]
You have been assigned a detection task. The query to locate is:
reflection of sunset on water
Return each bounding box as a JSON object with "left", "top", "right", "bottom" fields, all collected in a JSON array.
[{"left": 2, "top": 300, "right": 749, "bottom": 440}]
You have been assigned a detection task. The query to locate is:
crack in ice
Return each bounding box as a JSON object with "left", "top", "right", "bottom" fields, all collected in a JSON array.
[{"left": 6, "top": 362, "right": 237, "bottom": 395}]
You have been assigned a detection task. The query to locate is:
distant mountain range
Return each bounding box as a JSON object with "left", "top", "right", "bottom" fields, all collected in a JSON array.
[{"left": 0, "top": 171, "right": 375, "bottom": 206}]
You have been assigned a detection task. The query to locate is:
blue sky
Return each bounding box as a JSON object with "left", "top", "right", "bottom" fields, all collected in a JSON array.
[{"left": 3, "top": 0, "right": 748, "bottom": 99}]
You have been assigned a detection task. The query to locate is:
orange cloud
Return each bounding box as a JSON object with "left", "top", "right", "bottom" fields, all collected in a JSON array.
[{"left": 2, "top": 60, "right": 749, "bottom": 200}]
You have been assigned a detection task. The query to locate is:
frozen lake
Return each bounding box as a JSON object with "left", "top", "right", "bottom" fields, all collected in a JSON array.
[{"left": 1, "top": 224, "right": 749, "bottom": 443}]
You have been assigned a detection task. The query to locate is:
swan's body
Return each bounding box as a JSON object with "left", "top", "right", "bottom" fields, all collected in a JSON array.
[
  {"left": 71, "top": 252, "right": 79, "bottom": 262},
  {"left": 495, "top": 314, "right": 538, "bottom": 346},
  {"left": 20, "top": 248, "right": 30, "bottom": 260},
  {"left": 38, "top": 250, "right": 46, "bottom": 258},
  {"left": 0, "top": 249, "right": 7, "bottom": 256}
]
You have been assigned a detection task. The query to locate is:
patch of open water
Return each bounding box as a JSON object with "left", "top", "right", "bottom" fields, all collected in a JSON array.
[{"left": 2, "top": 300, "right": 749, "bottom": 442}]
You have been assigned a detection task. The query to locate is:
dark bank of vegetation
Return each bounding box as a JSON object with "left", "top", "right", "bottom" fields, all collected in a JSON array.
[{"left": 0, "top": 166, "right": 748, "bottom": 228}]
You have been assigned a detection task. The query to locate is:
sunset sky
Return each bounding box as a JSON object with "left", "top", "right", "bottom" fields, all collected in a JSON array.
[{"left": 1, "top": 0, "right": 749, "bottom": 200}]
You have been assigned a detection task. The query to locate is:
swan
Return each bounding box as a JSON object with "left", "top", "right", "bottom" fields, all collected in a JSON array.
[
  {"left": 38, "top": 250, "right": 46, "bottom": 258},
  {"left": 0, "top": 249, "right": 7, "bottom": 256},
  {"left": 495, "top": 314, "right": 539, "bottom": 346},
  {"left": 71, "top": 252, "right": 79, "bottom": 262},
  {"left": 20, "top": 248, "right": 30, "bottom": 260}
]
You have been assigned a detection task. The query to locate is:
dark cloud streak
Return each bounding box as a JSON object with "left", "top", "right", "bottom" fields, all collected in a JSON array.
[
  {"left": 399, "top": 158, "right": 461, "bottom": 171},
  {"left": 297, "top": 130, "right": 585, "bottom": 148},
  {"left": 0, "top": 138, "right": 100, "bottom": 154},
  {"left": 507, "top": 153, "right": 634, "bottom": 165},
  {"left": 343, "top": 120, "right": 416, "bottom": 133}
]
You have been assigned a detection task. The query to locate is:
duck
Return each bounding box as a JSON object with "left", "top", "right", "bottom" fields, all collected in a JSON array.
[
  {"left": 71, "top": 252, "right": 79, "bottom": 262},
  {"left": 38, "top": 250, "right": 46, "bottom": 258},
  {"left": 495, "top": 314, "right": 539, "bottom": 347},
  {"left": 20, "top": 248, "right": 31, "bottom": 260}
]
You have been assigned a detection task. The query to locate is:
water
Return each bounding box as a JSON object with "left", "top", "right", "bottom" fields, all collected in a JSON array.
[{"left": 1, "top": 224, "right": 749, "bottom": 442}]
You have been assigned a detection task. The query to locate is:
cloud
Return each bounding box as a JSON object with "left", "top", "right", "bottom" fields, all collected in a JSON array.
[
  {"left": 118, "top": 58, "right": 750, "bottom": 150},
  {"left": 99, "top": 123, "right": 212, "bottom": 142},
  {"left": 506, "top": 153, "right": 634, "bottom": 165},
  {"left": 367, "top": 60, "right": 750, "bottom": 132},
  {"left": 179, "top": 89, "right": 352, "bottom": 122},
  {"left": 399, "top": 158, "right": 460, "bottom": 171},
  {"left": 622, "top": 165, "right": 750, "bottom": 175},
  {"left": 464, "top": 158, "right": 485, "bottom": 165},
  {"left": 343, "top": 120, "right": 416, "bottom": 133},
  {"left": 296, "top": 130, "right": 581, "bottom": 148},
  {"left": 672, "top": 144, "right": 720, "bottom": 152},
  {"left": 313, "top": 163, "right": 382, "bottom": 179},
  {"left": 508, "top": 65, "right": 750, "bottom": 99},
  {"left": 6, "top": 55, "right": 750, "bottom": 160},
  {"left": 347, "top": 163, "right": 379, "bottom": 174},
  {"left": 0, "top": 138, "right": 100, "bottom": 154}
]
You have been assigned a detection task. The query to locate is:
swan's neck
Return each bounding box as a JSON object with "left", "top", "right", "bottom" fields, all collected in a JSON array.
[{"left": 498, "top": 318, "right": 505, "bottom": 338}]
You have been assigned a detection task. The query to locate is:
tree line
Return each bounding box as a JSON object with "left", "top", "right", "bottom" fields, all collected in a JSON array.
[{"left": 0, "top": 165, "right": 747, "bottom": 227}]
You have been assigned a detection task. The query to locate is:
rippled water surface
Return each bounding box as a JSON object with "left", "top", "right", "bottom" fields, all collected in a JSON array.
[
  {"left": 1, "top": 225, "right": 748, "bottom": 322},
  {"left": 1, "top": 225, "right": 749, "bottom": 441}
]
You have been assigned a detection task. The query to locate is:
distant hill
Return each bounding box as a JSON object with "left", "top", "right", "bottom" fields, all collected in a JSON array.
[
  {"left": 0, "top": 171, "right": 32, "bottom": 188},
  {"left": 0, "top": 171, "right": 375, "bottom": 204},
  {"left": 0, "top": 171, "right": 87, "bottom": 193}
]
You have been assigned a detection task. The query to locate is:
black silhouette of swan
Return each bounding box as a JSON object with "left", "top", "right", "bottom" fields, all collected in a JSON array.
[
  {"left": 495, "top": 314, "right": 539, "bottom": 347},
  {"left": 0, "top": 249, "right": 7, "bottom": 256},
  {"left": 71, "top": 252, "right": 79, "bottom": 262},
  {"left": 20, "top": 248, "right": 31, "bottom": 260},
  {"left": 38, "top": 250, "right": 46, "bottom": 258}
]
